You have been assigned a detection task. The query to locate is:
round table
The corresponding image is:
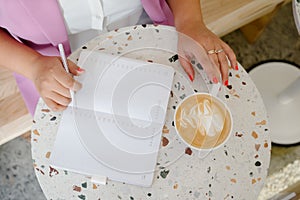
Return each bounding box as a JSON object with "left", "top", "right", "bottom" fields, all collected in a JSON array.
[{"left": 31, "top": 25, "right": 271, "bottom": 200}]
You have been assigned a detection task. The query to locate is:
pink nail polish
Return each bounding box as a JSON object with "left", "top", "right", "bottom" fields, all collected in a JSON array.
[
  {"left": 77, "top": 67, "right": 85, "bottom": 72},
  {"left": 189, "top": 74, "right": 194, "bottom": 82},
  {"left": 213, "top": 77, "right": 218, "bottom": 83}
]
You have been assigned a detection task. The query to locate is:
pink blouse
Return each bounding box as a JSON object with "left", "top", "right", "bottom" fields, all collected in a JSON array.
[
  {"left": 141, "top": 0, "right": 174, "bottom": 26},
  {"left": 0, "top": 0, "right": 174, "bottom": 116}
]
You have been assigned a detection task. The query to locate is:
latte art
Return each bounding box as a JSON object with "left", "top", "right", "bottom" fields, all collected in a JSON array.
[
  {"left": 179, "top": 99, "right": 225, "bottom": 137},
  {"left": 174, "top": 93, "right": 232, "bottom": 149}
]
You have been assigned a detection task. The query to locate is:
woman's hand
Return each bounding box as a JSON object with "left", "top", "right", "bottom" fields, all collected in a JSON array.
[
  {"left": 0, "top": 29, "right": 84, "bottom": 112},
  {"left": 31, "top": 55, "right": 84, "bottom": 111},
  {"left": 177, "top": 22, "right": 238, "bottom": 85},
  {"left": 166, "top": 0, "right": 238, "bottom": 85}
]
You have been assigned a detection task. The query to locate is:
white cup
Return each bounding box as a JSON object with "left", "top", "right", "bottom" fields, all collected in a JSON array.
[{"left": 174, "top": 92, "right": 233, "bottom": 155}]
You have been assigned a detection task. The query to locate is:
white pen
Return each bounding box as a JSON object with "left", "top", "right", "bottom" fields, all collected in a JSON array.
[{"left": 58, "top": 43, "right": 75, "bottom": 102}]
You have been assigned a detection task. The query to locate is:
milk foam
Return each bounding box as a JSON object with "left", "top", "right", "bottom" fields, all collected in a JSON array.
[{"left": 179, "top": 99, "right": 225, "bottom": 136}]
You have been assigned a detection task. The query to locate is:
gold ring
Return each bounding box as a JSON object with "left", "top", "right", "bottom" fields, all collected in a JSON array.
[
  {"left": 207, "top": 49, "right": 216, "bottom": 55},
  {"left": 215, "top": 49, "right": 224, "bottom": 53}
]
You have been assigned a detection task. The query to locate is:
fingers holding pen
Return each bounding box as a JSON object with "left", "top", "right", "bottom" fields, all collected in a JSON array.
[
  {"left": 52, "top": 63, "right": 82, "bottom": 92},
  {"left": 32, "top": 55, "right": 84, "bottom": 111}
]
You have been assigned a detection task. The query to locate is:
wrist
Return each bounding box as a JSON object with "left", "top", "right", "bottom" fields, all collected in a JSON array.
[
  {"left": 175, "top": 18, "right": 205, "bottom": 31},
  {"left": 167, "top": 0, "right": 205, "bottom": 32},
  {"left": 27, "top": 54, "right": 45, "bottom": 81},
  {"left": 175, "top": 19, "right": 209, "bottom": 38},
  {"left": 172, "top": 9, "right": 207, "bottom": 34}
]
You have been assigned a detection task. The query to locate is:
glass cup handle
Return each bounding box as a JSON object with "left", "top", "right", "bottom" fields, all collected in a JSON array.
[
  {"left": 210, "top": 80, "right": 221, "bottom": 97},
  {"left": 193, "top": 63, "right": 222, "bottom": 97}
]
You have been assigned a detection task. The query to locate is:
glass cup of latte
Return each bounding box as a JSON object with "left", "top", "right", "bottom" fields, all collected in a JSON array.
[{"left": 174, "top": 91, "right": 233, "bottom": 154}]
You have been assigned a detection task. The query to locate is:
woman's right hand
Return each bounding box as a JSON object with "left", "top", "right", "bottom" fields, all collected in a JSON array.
[{"left": 31, "top": 55, "right": 84, "bottom": 111}]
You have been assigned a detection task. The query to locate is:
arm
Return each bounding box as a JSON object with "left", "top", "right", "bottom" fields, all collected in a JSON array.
[
  {"left": 167, "top": 0, "right": 203, "bottom": 29},
  {"left": 0, "top": 28, "right": 42, "bottom": 79},
  {"left": 0, "top": 28, "right": 83, "bottom": 111},
  {"left": 167, "top": 0, "right": 237, "bottom": 85}
]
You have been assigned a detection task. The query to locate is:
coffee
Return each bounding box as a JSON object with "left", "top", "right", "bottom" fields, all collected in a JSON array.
[{"left": 174, "top": 93, "right": 232, "bottom": 149}]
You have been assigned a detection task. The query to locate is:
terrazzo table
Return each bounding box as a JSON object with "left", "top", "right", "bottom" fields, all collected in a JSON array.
[{"left": 31, "top": 25, "right": 271, "bottom": 200}]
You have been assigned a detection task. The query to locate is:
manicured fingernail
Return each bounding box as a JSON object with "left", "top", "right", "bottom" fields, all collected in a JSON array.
[
  {"left": 77, "top": 67, "right": 85, "bottom": 72},
  {"left": 224, "top": 80, "right": 229, "bottom": 86},
  {"left": 76, "top": 67, "right": 85, "bottom": 75},
  {"left": 213, "top": 77, "right": 218, "bottom": 83},
  {"left": 189, "top": 74, "right": 194, "bottom": 82},
  {"left": 235, "top": 65, "right": 239, "bottom": 70}
]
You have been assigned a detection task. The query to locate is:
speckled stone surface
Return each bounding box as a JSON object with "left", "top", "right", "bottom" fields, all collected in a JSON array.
[
  {"left": 223, "top": 2, "right": 300, "bottom": 199},
  {"left": 0, "top": 2, "right": 299, "bottom": 200},
  {"left": 31, "top": 24, "right": 271, "bottom": 200}
]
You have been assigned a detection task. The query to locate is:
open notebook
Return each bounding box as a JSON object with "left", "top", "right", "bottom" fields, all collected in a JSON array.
[{"left": 50, "top": 50, "right": 174, "bottom": 187}]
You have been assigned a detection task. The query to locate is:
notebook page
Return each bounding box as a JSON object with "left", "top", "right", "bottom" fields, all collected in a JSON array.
[
  {"left": 51, "top": 109, "right": 156, "bottom": 187},
  {"left": 50, "top": 50, "right": 174, "bottom": 187},
  {"left": 76, "top": 50, "right": 172, "bottom": 125}
]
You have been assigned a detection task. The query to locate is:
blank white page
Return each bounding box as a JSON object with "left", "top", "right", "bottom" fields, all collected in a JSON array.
[{"left": 50, "top": 50, "right": 174, "bottom": 187}]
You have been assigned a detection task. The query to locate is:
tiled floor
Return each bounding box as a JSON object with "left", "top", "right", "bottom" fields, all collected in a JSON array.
[{"left": 0, "top": 2, "right": 299, "bottom": 200}]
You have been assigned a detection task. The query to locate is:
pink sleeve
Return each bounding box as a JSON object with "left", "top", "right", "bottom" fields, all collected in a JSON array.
[
  {"left": 0, "top": 0, "right": 70, "bottom": 116},
  {"left": 141, "top": 0, "right": 175, "bottom": 26}
]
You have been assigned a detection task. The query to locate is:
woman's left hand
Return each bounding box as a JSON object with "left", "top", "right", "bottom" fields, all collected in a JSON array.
[{"left": 176, "top": 22, "right": 238, "bottom": 85}]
